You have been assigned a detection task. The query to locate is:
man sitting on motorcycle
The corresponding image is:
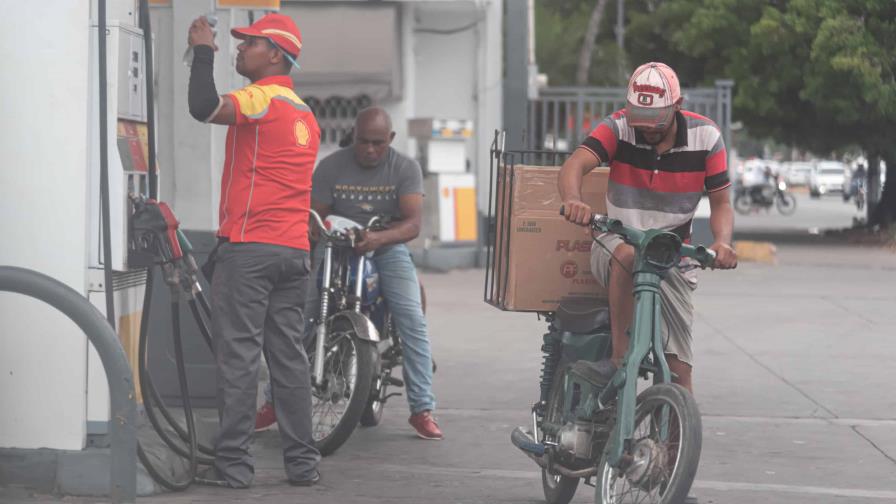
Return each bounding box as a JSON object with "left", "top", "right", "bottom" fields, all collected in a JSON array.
[
  {"left": 255, "top": 107, "right": 443, "bottom": 440},
  {"left": 559, "top": 62, "right": 738, "bottom": 394},
  {"left": 749, "top": 165, "right": 777, "bottom": 207}
]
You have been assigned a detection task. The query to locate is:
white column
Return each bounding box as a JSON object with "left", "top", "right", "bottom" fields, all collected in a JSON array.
[
  {"left": 476, "top": 0, "right": 503, "bottom": 213},
  {"left": 169, "top": 1, "right": 248, "bottom": 232},
  {"left": 0, "top": 0, "right": 91, "bottom": 450}
]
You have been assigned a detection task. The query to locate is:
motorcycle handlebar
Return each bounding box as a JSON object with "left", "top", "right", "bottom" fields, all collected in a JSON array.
[
  {"left": 559, "top": 205, "right": 717, "bottom": 269},
  {"left": 309, "top": 210, "right": 391, "bottom": 243},
  {"left": 308, "top": 209, "right": 331, "bottom": 238}
]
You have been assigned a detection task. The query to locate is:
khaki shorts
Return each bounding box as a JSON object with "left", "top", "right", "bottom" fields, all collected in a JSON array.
[{"left": 590, "top": 233, "right": 697, "bottom": 365}]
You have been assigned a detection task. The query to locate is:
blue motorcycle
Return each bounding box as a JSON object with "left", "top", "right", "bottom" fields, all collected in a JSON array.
[{"left": 307, "top": 210, "right": 418, "bottom": 455}]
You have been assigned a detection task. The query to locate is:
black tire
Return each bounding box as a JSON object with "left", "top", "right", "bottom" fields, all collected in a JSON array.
[
  {"left": 595, "top": 383, "right": 702, "bottom": 504},
  {"left": 310, "top": 331, "right": 377, "bottom": 456},
  {"left": 776, "top": 192, "right": 797, "bottom": 215},
  {"left": 733, "top": 193, "right": 752, "bottom": 215},
  {"left": 541, "top": 366, "right": 580, "bottom": 504}
]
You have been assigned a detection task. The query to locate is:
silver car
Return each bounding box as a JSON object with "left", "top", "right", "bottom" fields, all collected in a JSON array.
[
  {"left": 784, "top": 161, "right": 814, "bottom": 187},
  {"left": 810, "top": 161, "right": 847, "bottom": 197}
]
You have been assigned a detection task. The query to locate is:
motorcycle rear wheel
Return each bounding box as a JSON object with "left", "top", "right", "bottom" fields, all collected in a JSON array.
[
  {"left": 595, "top": 383, "right": 702, "bottom": 504},
  {"left": 733, "top": 193, "right": 752, "bottom": 215},
  {"left": 541, "top": 366, "right": 580, "bottom": 504},
  {"left": 776, "top": 192, "right": 797, "bottom": 216},
  {"left": 310, "top": 329, "right": 376, "bottom": 456}
]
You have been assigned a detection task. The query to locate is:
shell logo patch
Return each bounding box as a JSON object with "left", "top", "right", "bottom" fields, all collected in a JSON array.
[{"left": 294, "top": 119, "right": 310, "bottom": 147}]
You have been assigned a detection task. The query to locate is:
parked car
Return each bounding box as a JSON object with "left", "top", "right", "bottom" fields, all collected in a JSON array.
[
  {"left": 810, "top": 161, "right": 848, "bottom": 197},
  {"left": 783, "top": 161, "right": 814, "bottom": 187}
]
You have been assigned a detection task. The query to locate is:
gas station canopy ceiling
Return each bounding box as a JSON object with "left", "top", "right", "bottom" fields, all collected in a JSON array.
[{"left": 281, "top": 3, "right": 401, "bottom": 101}]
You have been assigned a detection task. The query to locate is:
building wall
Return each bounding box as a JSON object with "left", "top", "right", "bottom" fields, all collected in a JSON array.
[
  {"left": 0, "top": 0, "right": 91, "bottom": 450},
  {"left": 411, "top": 0, "right": 502, "bottom": 213}
]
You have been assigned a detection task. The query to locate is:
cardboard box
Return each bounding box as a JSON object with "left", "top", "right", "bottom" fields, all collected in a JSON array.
[{"left": 487, "top": 164, "right": 610, "bottom": 312}]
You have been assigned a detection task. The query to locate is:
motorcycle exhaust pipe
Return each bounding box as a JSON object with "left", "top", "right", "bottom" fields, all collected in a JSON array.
[
  {"left": 511, "top": 426, "right": 545, "bottom": 456},
  {"left": 510, "top": 427, "right": 599, "bottom": 479}
]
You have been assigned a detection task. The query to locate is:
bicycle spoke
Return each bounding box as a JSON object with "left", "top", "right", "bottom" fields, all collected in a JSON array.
[{"left": 310, "top": 334, "right": 360, "bottom": 442}]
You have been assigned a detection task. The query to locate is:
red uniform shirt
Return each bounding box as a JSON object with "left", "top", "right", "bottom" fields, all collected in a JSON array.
[{"left": 218, "top": 75, "right": 319, "bottom": 250}]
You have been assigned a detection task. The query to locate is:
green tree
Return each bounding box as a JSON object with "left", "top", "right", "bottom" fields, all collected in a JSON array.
[
  {"left": 536, "top": 0, "right": 626, "bottom": 86},
  {"left": 624, "top": 0, "right": 896, "bottom": 226}
]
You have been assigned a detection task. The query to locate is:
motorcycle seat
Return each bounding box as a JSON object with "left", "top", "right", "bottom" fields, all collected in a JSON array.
[{"left": 555, "top": 297, "right": 609, "bottom": 333}]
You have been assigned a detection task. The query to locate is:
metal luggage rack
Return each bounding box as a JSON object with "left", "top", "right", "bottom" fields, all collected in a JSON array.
[{"left": 483, "top": 130, "right": 571, "bottom": 311}]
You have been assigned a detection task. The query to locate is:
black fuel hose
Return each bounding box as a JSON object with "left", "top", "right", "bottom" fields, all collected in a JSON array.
[
  {"left": 188, "top": 297, "right": 214, "bottom": 351},
  {"left": 141, "top": 0, "right": 158, "bottom": 200},
  {"left": 98, "top": 0, "right": 115, "bottom": 330},
  {"left": 136, "top": 271, "right": 214, "bottom": 491},
  {"left": 140, "top": 284, "right": 215, "bottom": 459},
  {"left": 170, "top": 300, "right": 199, "bottom": 481}
]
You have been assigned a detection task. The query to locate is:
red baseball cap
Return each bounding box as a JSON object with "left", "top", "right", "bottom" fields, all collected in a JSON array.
[
  {"left": 625, "top": 62, "right": 682, "bottom": 129},
  {"left": 231, "top": 13, "right": 302, "bottom": 58}
]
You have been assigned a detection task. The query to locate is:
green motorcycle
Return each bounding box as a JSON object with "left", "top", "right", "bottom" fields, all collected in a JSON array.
[{"left": 511, "top": 211, "right": 716, "bottom": 504}]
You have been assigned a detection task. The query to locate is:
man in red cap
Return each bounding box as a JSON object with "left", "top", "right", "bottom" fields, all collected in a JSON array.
[
  {"left": 187, "top": 12, "right": 320, "bottom": 488},
  {"left": 559, "top": 61, "right": 738, "bottom": 390}
]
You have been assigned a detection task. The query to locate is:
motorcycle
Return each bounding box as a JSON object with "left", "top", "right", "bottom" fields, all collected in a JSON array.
[
  {"left": 511, "top": 209, "right": 717, "bottom": 504},
  {"left": 306, "top": 210, "right": 422, "bottom": 455},
  {"left": 734, "top": 177, "right": 797, "bottom": 216}
]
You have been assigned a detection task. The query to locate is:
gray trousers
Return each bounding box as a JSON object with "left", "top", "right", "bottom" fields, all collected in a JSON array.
[{"left": 211, "top": 242, "right": 320, "bottom": 487}]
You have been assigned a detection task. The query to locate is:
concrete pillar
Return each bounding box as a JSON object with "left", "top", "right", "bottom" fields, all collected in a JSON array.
[
  {"left": 475, "top": 0, "right": 504, "bottom": 213},
  {"left": 503, "top": 0, "right": 529, "bottom": 151},
  {"left": 0, "top": 0, "right": 91, "bottom": 450},
  {"left": 168, "top": 2, "right": 251, "bottom": 232}
]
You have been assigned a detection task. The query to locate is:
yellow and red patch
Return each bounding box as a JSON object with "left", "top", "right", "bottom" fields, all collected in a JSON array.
[{"left": 294, "top": 119, "right": 310, "bottom": 147}]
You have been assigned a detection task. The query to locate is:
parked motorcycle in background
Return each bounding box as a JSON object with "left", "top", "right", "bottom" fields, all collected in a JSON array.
[{"left": 734, "top": 175, "right": 797, "bottom": 216}]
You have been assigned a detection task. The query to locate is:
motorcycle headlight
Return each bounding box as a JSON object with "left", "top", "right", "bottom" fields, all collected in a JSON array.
[
  {"left": 643, "top": 232, "right": 682, "bottom": 270},
  {"left": 778, "top": 180, "right": 787, "bottom": 191}
]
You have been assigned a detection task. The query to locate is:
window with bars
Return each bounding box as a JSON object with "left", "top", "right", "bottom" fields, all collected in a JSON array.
[{"left": 304, "top": 95, "right": 373, "bottom": 147}]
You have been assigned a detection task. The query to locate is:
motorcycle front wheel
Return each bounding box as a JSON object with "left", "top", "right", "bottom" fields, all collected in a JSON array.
[
  {"left": 595, "top": 383, "right": 702, "bottom": 504},
  {"left": 733, "top": 193, "right": 752, "bottom": 215},
  {"left": 309, "top": 328, "right": 376, "bottom": 456},
  {"left": 776, "top": 192, "right": 797, "bottom": 216}
]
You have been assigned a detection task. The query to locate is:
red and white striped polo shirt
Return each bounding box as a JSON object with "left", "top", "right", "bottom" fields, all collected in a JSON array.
[{"left": 580, "top": 109, "right": 730, "bottom": 240}]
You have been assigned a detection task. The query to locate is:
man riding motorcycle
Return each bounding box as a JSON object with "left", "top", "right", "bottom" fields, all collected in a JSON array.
[{"left": 255, "top": 107, "right": 443, "bottom": 441}]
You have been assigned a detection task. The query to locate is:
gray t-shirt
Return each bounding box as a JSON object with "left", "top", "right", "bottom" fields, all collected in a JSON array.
[{"left": 312, "top": 147, "right": 424, "bottom": 225}]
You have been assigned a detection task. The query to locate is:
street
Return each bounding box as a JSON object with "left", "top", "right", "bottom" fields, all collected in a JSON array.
[
  {"left": 733, "top": 190, "right": 866, "bottom": 234},
  {"left": 3, "top": 194, "right": 895, "bottom": 504}
]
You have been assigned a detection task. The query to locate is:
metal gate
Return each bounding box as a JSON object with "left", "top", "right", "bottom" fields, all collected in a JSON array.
[{"left": 527, "top": 80, "right": 734, "bottom": 153}]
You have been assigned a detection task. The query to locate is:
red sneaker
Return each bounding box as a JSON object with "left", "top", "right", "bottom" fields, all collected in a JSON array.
[
  {"left": 408, "top": 410, "right": 443, "bottom": 440},
  {"left": 254, "top": 401, "right": 277, "bottom": 432}
]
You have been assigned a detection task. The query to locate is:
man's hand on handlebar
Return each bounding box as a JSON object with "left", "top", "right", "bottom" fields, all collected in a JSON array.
[
  {"left": 709, "top": 242, "right": 738, "bottom": 269},
  {"left": 561, "top": 199, "right": 593, "bottom": 226},
  {"left": 355, "top": 229, "right": 385, "bottom": 254}
]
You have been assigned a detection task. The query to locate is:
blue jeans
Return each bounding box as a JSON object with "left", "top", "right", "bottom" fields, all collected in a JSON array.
[{"left": 264, "top": 243, "right": 436, "bottom": 414}]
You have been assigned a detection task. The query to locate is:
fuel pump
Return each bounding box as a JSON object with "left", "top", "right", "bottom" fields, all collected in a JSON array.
[
  {"left": 129, "top": 194, "right": 219, "bottom": 490},
  {"left": 409, "top": 118, "right": 479, "bottom": 245},
  {"left": 89, "top": 0, "right": 220, "bottom": 492}
]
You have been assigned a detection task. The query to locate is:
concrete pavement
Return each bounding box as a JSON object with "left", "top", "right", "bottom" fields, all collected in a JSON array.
[{"left": 3, "top": 197, "right": 896, "bottom": 503}]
